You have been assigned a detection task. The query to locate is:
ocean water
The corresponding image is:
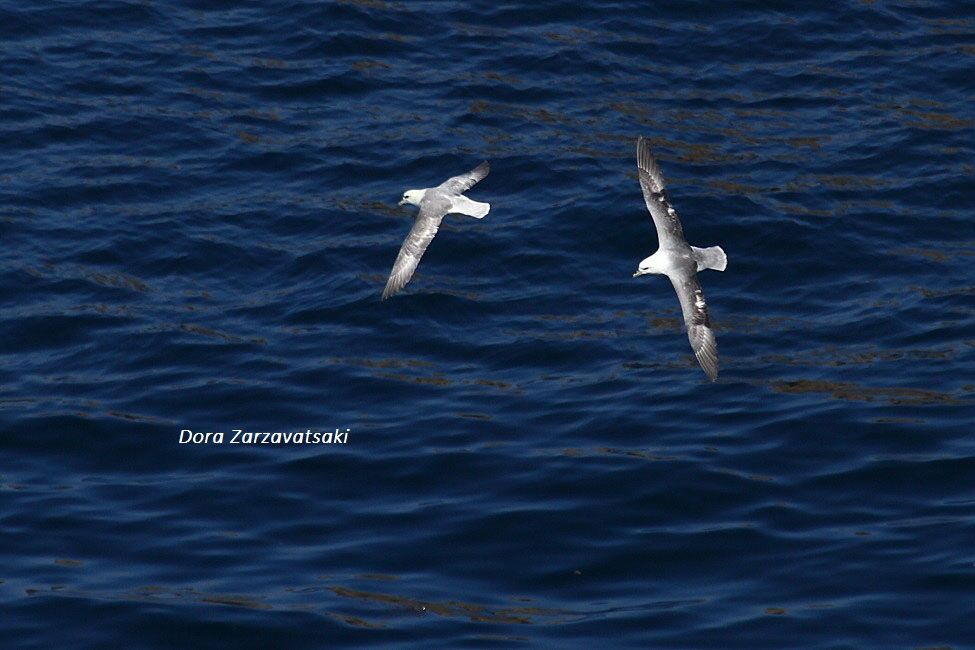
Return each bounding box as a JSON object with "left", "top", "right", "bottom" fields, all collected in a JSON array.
[{"left": 2, "top": 0, "right": 974, "bottom": 647}]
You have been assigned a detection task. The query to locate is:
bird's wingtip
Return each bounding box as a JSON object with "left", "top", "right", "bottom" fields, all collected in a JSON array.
[
  {"left": 636, "top": 135, "right": 651, "bottom": 155},
  {"left": 703, "top": 359, "right": 719, "bottom": 382},
  {"left": 636, "top": 136, "right": 666, "bottom": 190},
  {"left": 700, "top": 362, "right": 718, "bottom": 382}
]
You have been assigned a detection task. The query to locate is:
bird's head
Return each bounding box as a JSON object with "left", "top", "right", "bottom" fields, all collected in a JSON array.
[
  {"left": 633, "top": 253, "right": 662, "bottom": 277},
  {"left": 398, "top": 189, "right": 425, "bottom": 207}
]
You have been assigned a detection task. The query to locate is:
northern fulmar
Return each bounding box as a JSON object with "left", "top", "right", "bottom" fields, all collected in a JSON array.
[
  {"left": 382, "top": 161, "right": 491, "bottom": 300},
  {"left": 631, "top": 137, "right": 727, "bottom": 381}
]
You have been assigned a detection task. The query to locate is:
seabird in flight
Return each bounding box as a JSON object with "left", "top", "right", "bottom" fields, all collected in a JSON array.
[
  {"left": 383, "top": 161, "right": 491, "bottom": 300},
  {"left": 631, "top": 137, "right": 727, "bottom": 381}
]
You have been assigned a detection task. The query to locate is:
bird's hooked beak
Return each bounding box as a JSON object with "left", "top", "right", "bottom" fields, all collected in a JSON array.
[
  {"left": 632, "top": 269, "right": 647, "bottom": 277},
  {"left": 397, "top": 199, "right": 407, "bottom": 206}
]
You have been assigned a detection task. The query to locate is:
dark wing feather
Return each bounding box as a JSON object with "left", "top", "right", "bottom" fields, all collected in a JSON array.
[
  {"left": 439, "top": 161, "right": 490, "bottom": 195},
  {"left": 636, "top": 137, "right": 685, "bottom": 248},
  {"left": 382, "top": 203, "right": 445, "bottom": 300},
  {"left": 668, "top": 271, "right": 719, "bottom": 381}
]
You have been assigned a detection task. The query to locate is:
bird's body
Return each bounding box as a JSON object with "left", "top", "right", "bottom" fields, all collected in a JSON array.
[
  {"left": 383, "top": 162, "right": 490, "bottom": 300},
  {"left": 631, "top": 137, "right": 727, "bottom": 381}
]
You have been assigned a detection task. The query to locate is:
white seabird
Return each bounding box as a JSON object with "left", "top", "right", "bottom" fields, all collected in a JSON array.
[
  {"left": 383, "top": 161, "right": 491, "bottom": 300},
  {"left": 631, "top": 137, "right": 727, "bottom": 381}
]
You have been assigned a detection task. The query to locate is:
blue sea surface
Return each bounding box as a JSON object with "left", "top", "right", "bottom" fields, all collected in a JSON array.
[{"left": 2, "top": 1, "right": 974, "bottom": 647}]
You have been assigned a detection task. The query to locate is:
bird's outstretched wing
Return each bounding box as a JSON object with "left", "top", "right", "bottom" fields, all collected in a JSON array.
[
  {"left": 438, "top": 161, "right": 490, "bottom": 195},
  {"left": 668, "top": 270, "right": 719, "bottom": 381},
  {"left": 636, "top": 137, "right": 685, "bottom": 248},
  {"left": 382, "top": 202, "right": 445, "bottom": 300}
]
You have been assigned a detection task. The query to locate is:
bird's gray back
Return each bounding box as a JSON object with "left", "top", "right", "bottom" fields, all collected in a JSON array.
[
  {"left": 419, "top": 190, "right": 452, "bottom": 218},
  {"left": 667, "top": 244, "right": 697, "bottom": 272}
]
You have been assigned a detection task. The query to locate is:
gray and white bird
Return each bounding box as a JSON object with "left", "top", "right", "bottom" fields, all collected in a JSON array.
[
  {"left": 631, "top": 137, "right": 727, "bottom": 381},
  {"left": 383, "top": 161, "right": 491, "bottom": 300}
]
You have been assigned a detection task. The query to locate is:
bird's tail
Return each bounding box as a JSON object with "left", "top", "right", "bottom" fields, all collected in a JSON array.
[
  {"left": 692, "top": 245, "right": 727, "bottom": 272},
  {"left": 450, "top": 196, "right": 490, "bottom": 219}
]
